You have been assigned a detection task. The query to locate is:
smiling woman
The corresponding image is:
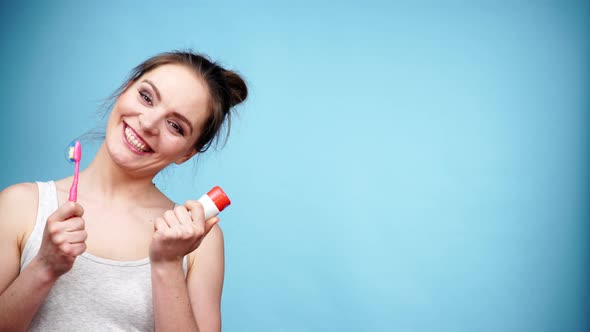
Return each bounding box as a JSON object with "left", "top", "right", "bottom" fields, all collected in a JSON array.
[
  {"left": 0, "top": 51, "right": 248, "bottom": 332},
  {"left": 105, "top": 64, "right": 215, "bottom": 176}
]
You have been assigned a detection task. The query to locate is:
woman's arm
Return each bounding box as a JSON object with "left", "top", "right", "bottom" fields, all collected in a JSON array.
[
  {"left": 187, "top": 225, "right": 224, "bottom": 332},
  {"left": 150, "top": 201, "right": 224, "bottom": 332},
  {"left": 150, "top": 225, "right": 224, "bottom": 332},
  {"left": 0, "top": 183, "right": 55, "bottom": 331},
  {"left": 151, "top": 259, "right": 199, "bottom": 331},
  {"left": 0, "top": 183, "right": 87, "bottom": 331}
]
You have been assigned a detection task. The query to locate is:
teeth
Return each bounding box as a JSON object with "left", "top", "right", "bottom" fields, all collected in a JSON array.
[{"left": 125, "top": 126, "right": 150, "bottom": 152}]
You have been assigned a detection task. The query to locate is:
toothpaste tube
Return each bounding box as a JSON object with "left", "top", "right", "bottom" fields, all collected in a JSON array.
[{"left": 197, "top": 186, "right": 231, "bottom": 220}]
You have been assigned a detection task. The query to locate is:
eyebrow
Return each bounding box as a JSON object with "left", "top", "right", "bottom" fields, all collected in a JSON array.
[
  {"left": 173, "top": 111, "right": 194, "bottom": 135},
  {"left": 141, "top": 79, "right": 193, "bottom": 135},
  {"left": 142, "top": 79, "right": 161, "bottom": 101}
]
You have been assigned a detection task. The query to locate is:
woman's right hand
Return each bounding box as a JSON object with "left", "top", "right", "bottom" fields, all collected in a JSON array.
[{"left": 35, "top": 201, "right": 87, "bottom": 279}]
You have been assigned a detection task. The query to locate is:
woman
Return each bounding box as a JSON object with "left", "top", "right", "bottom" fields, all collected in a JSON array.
[{"left": 0, "top": 51, "right": 247, "bottom": 331}]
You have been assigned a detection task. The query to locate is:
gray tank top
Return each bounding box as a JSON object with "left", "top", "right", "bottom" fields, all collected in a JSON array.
[{"left": 20, "top": 181, "right": 187, "bottom": 332}]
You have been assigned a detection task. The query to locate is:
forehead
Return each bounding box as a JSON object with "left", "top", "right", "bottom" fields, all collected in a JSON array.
[{"left": 139, "top": 64, "right": 209, "bottom": 126}]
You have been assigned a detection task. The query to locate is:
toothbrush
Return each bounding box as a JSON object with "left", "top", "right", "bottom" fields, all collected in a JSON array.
[{"left": 67, "top": 141, "right": 82, "bottom": 202}]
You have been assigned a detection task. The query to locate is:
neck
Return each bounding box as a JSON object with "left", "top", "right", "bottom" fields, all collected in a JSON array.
[{"left": 77, "top": 143, "right": 161, "bottom": 206}]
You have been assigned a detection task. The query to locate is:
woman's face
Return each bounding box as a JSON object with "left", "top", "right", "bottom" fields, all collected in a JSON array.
[{"left": 105, "top": 63, "right": 209, "bottom": 177}]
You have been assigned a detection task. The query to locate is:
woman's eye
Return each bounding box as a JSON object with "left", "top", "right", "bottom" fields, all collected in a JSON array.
[
  {"left": 168, "top": 120, "right": 184, "bottom": 135},
  {"left": 139, "top": 90, "right": 153, "bottom": 105}
]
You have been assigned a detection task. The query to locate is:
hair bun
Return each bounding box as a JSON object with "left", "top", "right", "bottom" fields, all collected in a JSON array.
[{"left": 222, "top": 70, "right": 248, "bottom": 108}]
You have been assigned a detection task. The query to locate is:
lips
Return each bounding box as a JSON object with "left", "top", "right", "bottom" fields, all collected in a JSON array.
[{"left": 123, "top": 123, "right": 153, "bottom": 153}]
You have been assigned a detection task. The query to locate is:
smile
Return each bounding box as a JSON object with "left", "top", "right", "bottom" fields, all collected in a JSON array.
[{"left": 123, "top": 123, "right": 153, "bottom": 154}]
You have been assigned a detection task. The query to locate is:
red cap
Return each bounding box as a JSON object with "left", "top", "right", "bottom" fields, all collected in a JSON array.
[{"left": 207, "top": 186, "right": 231, "bottom": 212}]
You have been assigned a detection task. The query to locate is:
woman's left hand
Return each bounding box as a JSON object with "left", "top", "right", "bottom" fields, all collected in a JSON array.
[{"left": 149, "top": 200, "right": 220, "bottom": 264}]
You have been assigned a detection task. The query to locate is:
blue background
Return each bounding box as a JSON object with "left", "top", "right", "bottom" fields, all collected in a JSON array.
[{"left": 1, "top": 1, "right": 588, "bottom": 331}]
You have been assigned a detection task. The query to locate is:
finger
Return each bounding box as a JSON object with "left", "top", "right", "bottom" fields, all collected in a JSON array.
[
  {"left": 53, "top": 229, "right": 87, "bottom": 246},
  {"left": 163, "top": 210, "right": 181, "bottom": 228},
  {"left": 65, "top": 230, "right": 88, "bottom": 244},
  {"left": 48, "top": 201, "right": 84, "bottom": 223},
  {"left": 64, "top": 217, "right": 85, "bottom": 232},
  {"left": 154, "top": 216, "right": 168, "bottom": 233},
  {"left": 62, "top": 242, "right": 87, "bottom": 257},
  {"left": 184, "top": 200, "right": 205, "bottom": 224},
  {"left": 173, "top": 205, "right": 192, "bottom": 225},
  {"left": 204, "top": 217, "right": 220, "bottom": 235}
]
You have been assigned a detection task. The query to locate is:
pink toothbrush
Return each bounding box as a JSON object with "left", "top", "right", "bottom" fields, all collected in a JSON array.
[{"left": 67, "top": 141, "right": 82, "bottom": 202}]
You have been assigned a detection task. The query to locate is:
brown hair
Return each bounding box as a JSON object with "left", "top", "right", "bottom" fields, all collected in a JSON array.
[{"left": 111, "top": 50, "right": 248, "bottom": 153}]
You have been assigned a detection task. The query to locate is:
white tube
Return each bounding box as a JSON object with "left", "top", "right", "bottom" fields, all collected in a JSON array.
[{"left": 198, "top": 193, "right": 221, "bottom": 220}]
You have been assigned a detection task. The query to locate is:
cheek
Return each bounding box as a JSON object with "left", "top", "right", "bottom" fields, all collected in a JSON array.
[
  {"left": 106, "top": 97, "right": 132, "bottom": 135},
  {"left": 162, "top": 135, "right": 195, "bottom": 156},
  {"left": 105, "top": 109, "right": 119, "bottom": 134},
  {"left": 114, "top": 89, "right": 139, "bottom": 111},
  {"left": 116, "top": 96, "right": 133, "bottom": 113},
  {"left": 108, "top": 99, "right": 125, "bottom": 122}
]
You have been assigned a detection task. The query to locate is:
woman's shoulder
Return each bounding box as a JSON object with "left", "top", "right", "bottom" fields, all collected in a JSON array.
[
  {"left": 0, "top": 182, "right": 39, "bottom": 208},
  {"left": 187, "top": 224, "right": 224, "bottom": 270},
  {"left": 0, "top": 182, "right": 39, "bottom": 249}
]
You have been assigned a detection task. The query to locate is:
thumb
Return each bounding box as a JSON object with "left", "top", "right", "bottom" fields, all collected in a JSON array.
[{"left": 204, "top": 217, "right": 220, "bottom": 235}]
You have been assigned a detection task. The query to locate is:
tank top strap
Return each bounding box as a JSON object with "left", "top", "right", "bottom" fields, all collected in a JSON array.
[{"left": 20, "top": 181, "right": 58, "bottom": 270}]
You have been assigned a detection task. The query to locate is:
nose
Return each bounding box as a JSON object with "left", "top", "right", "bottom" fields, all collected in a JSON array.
[{"left": 138, "top": 108, "right": 160, "bottom": 135}]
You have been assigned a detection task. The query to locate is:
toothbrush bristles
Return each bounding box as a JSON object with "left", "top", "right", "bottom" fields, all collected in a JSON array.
[{"left": 68, "top": 147, "right": 75, "bottom": 161}]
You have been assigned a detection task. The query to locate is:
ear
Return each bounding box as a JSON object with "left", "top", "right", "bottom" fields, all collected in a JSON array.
[{"left": 175, "top": 148, "right": 198, "bottom": 165}]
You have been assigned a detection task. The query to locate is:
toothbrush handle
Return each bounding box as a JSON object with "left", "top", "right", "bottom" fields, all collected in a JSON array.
[{"left": 69, "top": 161, "right": 80, "bottom": 202}]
